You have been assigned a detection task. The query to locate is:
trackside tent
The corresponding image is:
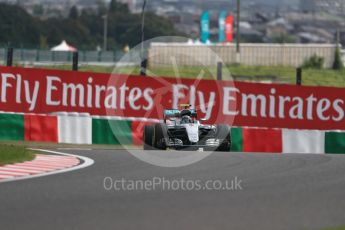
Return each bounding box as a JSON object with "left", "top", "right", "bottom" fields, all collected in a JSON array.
[{"left": 51, "top": 40, "right": 77, "bottom": 52}]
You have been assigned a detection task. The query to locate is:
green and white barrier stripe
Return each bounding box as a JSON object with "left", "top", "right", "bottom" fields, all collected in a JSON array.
[
  {"left": 0, "top": 113, "right": 25, "bottom": 141},
  {"left": 92, "top": 118, "right": 132, "bottom": 145},
  {"left": 58, "top": 113, "right": 92, "bottom": 144}
]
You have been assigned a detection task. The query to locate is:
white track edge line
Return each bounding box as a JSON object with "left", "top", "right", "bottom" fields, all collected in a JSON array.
[{"left": 0, "top": 149, "right": 94, "bottom": 183}]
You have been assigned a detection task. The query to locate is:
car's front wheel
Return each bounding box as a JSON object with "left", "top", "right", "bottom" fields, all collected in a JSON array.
[
  {"left": 143, "top": 125, "right": 155, "bottom": 150},
  {"left": 154, "top": 123, "right": 168, "bottom": 150},
  {"left": 215, "top": 125, "right": 231, "bottom": 152}
]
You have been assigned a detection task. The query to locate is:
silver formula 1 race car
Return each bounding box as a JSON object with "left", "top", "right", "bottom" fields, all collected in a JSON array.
[{"left": 143, "top": 105, "right": 231, "bottom": 151}]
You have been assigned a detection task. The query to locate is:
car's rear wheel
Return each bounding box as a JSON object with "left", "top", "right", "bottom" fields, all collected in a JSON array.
[
  {"left": 215, "top": 125, "right": 231, "bottom": 152},
  {"left": 143, "top": 125, "right": 155, "bottom": 150},
  {"left": 154, "top": 123, "right": 168, "bottom": 150}
]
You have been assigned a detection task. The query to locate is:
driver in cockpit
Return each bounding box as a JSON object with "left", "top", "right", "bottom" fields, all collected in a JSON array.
[{"left": 181, "top": 115, "right": 193, "bottom": 124}]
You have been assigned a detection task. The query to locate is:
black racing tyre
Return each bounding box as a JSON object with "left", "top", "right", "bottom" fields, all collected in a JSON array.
[
  {"left": 215, "top": 125, "right": 231, "bottom": 152},
  {"left": 143, "top": 125, "right": 154, "bottom": 150},
  {"left": 154, "top": 123, "right": 168, "bottom": 150}
]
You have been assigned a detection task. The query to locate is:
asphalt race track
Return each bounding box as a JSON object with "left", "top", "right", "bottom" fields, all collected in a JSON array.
[{"left": 1, "top": 149, "right": 345, "bottom": 230}]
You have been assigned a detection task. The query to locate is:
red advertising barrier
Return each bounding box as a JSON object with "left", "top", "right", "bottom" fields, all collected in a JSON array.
[
  {"left": 24, "top": 115, "right": 58, "bottom": 142},
  {"left": 1, "top": 66, "right": 345, "bottom": 130},
  {"left": 242, "top": 128, "right": 282, "bottom": 153}
]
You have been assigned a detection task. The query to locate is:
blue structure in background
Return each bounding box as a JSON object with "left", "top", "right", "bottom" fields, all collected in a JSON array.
[
  {"left": 218, "top": 11, "right": 227, "bottom": 43},
  {"left": 200, "top": 11, "right": 210, "bottom": 43}
]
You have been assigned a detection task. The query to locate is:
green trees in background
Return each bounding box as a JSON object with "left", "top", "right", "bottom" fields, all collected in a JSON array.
[
  {"left": 0, "top": 2, "right": 182, "bottom": 50},
  {"left": 0, "top": 4, "right": 40, "bottom": 47},
  {"left": 109, "top": 0, "right": 129, "bottom": 13},
  {"left": 69, "top": 6, "right": 79, "bottom": 20},
  {"left": 302, "top": 54, "right": 325, "bottom": 69},
  {"left": 332, "top": 45, "right": 344, "bottom": 70}
]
